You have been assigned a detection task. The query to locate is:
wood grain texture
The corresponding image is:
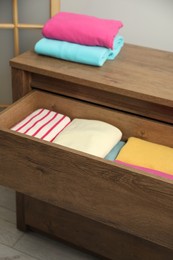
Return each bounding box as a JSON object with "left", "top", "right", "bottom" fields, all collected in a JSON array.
[
  {"left": 10, "top": 45, "right": 173, "bottom": 107},
  {"left": 8, "top": 45, "right": 173, "bottom": 259},
  {"left": 16, "top": 192, "right": 28, "bottom": 231},
  {"left": 0, "top": 91, "right": 37, "bottom": 128},
  {"left": 25, "top": 196, "right": 173, "bottom": 260},
  {"left": 10, "top": 45, "right": 173, "bottom": 123},
  {"left": 31, "top": 73, "right": 173, "bottom": 123},
  {"left": 0, "top": 128, "right": 173, "bottom": 251},
  {"left": 0, "top": 91, "right": 173, "bottom": 254},
  {"left": 11, "top": 68, "right": 32, "bottom": 232},
  {"left": 11, "top": 68, "right": 31, "bottom": 101}
]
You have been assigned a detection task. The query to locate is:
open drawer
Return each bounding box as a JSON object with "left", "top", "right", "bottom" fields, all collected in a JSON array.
[{"left": 0, "top": 90, "right": 173, "bottom": 253}]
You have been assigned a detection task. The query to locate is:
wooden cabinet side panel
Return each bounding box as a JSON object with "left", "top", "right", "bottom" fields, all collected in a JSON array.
[
  {"left": 12, "top": 68, "right": 31, "bottom": 101},
  {"left": 11, "top": 67, "right": 32, "bottom": 231}
]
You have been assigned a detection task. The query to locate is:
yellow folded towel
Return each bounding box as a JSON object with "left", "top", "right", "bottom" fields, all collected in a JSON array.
[
  {"left": 116, "top": 137, "right": 173, "bottom": 175},
  {"left": 53, "top": 118, "right": 122, "bottom": 158}
]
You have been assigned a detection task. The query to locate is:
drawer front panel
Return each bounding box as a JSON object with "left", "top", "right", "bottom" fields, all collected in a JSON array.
[
  {"left": 0, "top": 129, "right": 173, "bottom": 251},
  {"left": 24, "top": 196, "right": 173, "bottom": 260},
  {"left": 31, "top": 73, "right": 173, "bottom": 124}
]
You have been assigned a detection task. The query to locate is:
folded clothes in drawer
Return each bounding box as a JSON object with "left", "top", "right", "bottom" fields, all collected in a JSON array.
[
  {"left": 10, "top": 110, "right": 122, "bottom": 158},
  {"left": 116, "top": 160, "right": 173, "bottom": 180},
  {"left": 11, "top": 108, "right": 71, "bottom": 142},
  {"left": 105, "top": 141, "right": 125, "bottom": 161},
  {"left": 53, "top": 118, "right": 122, "bottom": 158},
  {"left": 116, "top": 137, "right": 173, "bottom": 179}
]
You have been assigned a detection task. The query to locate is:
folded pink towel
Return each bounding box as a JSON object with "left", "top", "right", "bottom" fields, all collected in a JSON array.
[
  {"left": 11, "top": 108, "right": 71, "bottom": 142},
  {"left": 42, "top": 12, "right": 123, "bottom": 49},
  {"left": 116, "top": 160, "right": 173, "bottom": 180}
]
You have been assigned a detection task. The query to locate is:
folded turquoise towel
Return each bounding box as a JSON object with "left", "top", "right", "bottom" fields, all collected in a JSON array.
[
  {"left": 34, "top": 35, "right": 124, "bottom": 66},
  {"left": 105, "top": 141, "right": 125, "bottom": 161}
]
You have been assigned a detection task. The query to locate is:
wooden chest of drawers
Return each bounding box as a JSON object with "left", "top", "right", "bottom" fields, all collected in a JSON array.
[{"left": 0, "top": 44, "right": 173, "bottom": 259}]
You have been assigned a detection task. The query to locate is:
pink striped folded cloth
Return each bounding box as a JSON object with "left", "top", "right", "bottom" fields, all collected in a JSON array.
[
  {"left": 42, "top": 12, "right": 123, "bottom": 49},
  {"left": 11, "top": 108, "right": 71, "bottom": 142}
]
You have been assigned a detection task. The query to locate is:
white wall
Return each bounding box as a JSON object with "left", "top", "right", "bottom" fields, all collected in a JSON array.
[
  {"left": 61, "top": 0, "right": 173, "bottom": 52},
  {"left": 0, "top": 0, "right": 173, "bottom": 104}
]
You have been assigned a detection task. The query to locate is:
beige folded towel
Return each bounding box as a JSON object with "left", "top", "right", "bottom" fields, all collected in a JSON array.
[{"left": 53, "top": 118, "right": 122, "bottom": 158}]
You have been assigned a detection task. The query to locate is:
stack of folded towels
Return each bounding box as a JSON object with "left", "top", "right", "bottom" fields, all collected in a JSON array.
[
  {"left": 34, "top": 12, "right": 124, "bottom": 66},
  {"left": 11, "top": 109, "right": 173, "bottom": 180}
]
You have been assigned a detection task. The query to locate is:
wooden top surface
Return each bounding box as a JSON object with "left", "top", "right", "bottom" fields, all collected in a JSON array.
[{"left": 10, "top": 44, "right": 173, "bottom": 107}]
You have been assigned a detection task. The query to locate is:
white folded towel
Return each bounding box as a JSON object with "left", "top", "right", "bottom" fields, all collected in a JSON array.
[{"left": 53, "top": 118, "right": 122, "bottom": 158}]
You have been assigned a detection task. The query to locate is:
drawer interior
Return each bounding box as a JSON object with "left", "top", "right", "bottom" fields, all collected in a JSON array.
[{"left": 0, "top": 90, "right": 173, "bottom": 148}]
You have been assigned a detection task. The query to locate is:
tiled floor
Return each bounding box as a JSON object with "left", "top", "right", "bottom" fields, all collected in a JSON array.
[{"left": 0, "top": 185, "right": 98, "bottom": 260}]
